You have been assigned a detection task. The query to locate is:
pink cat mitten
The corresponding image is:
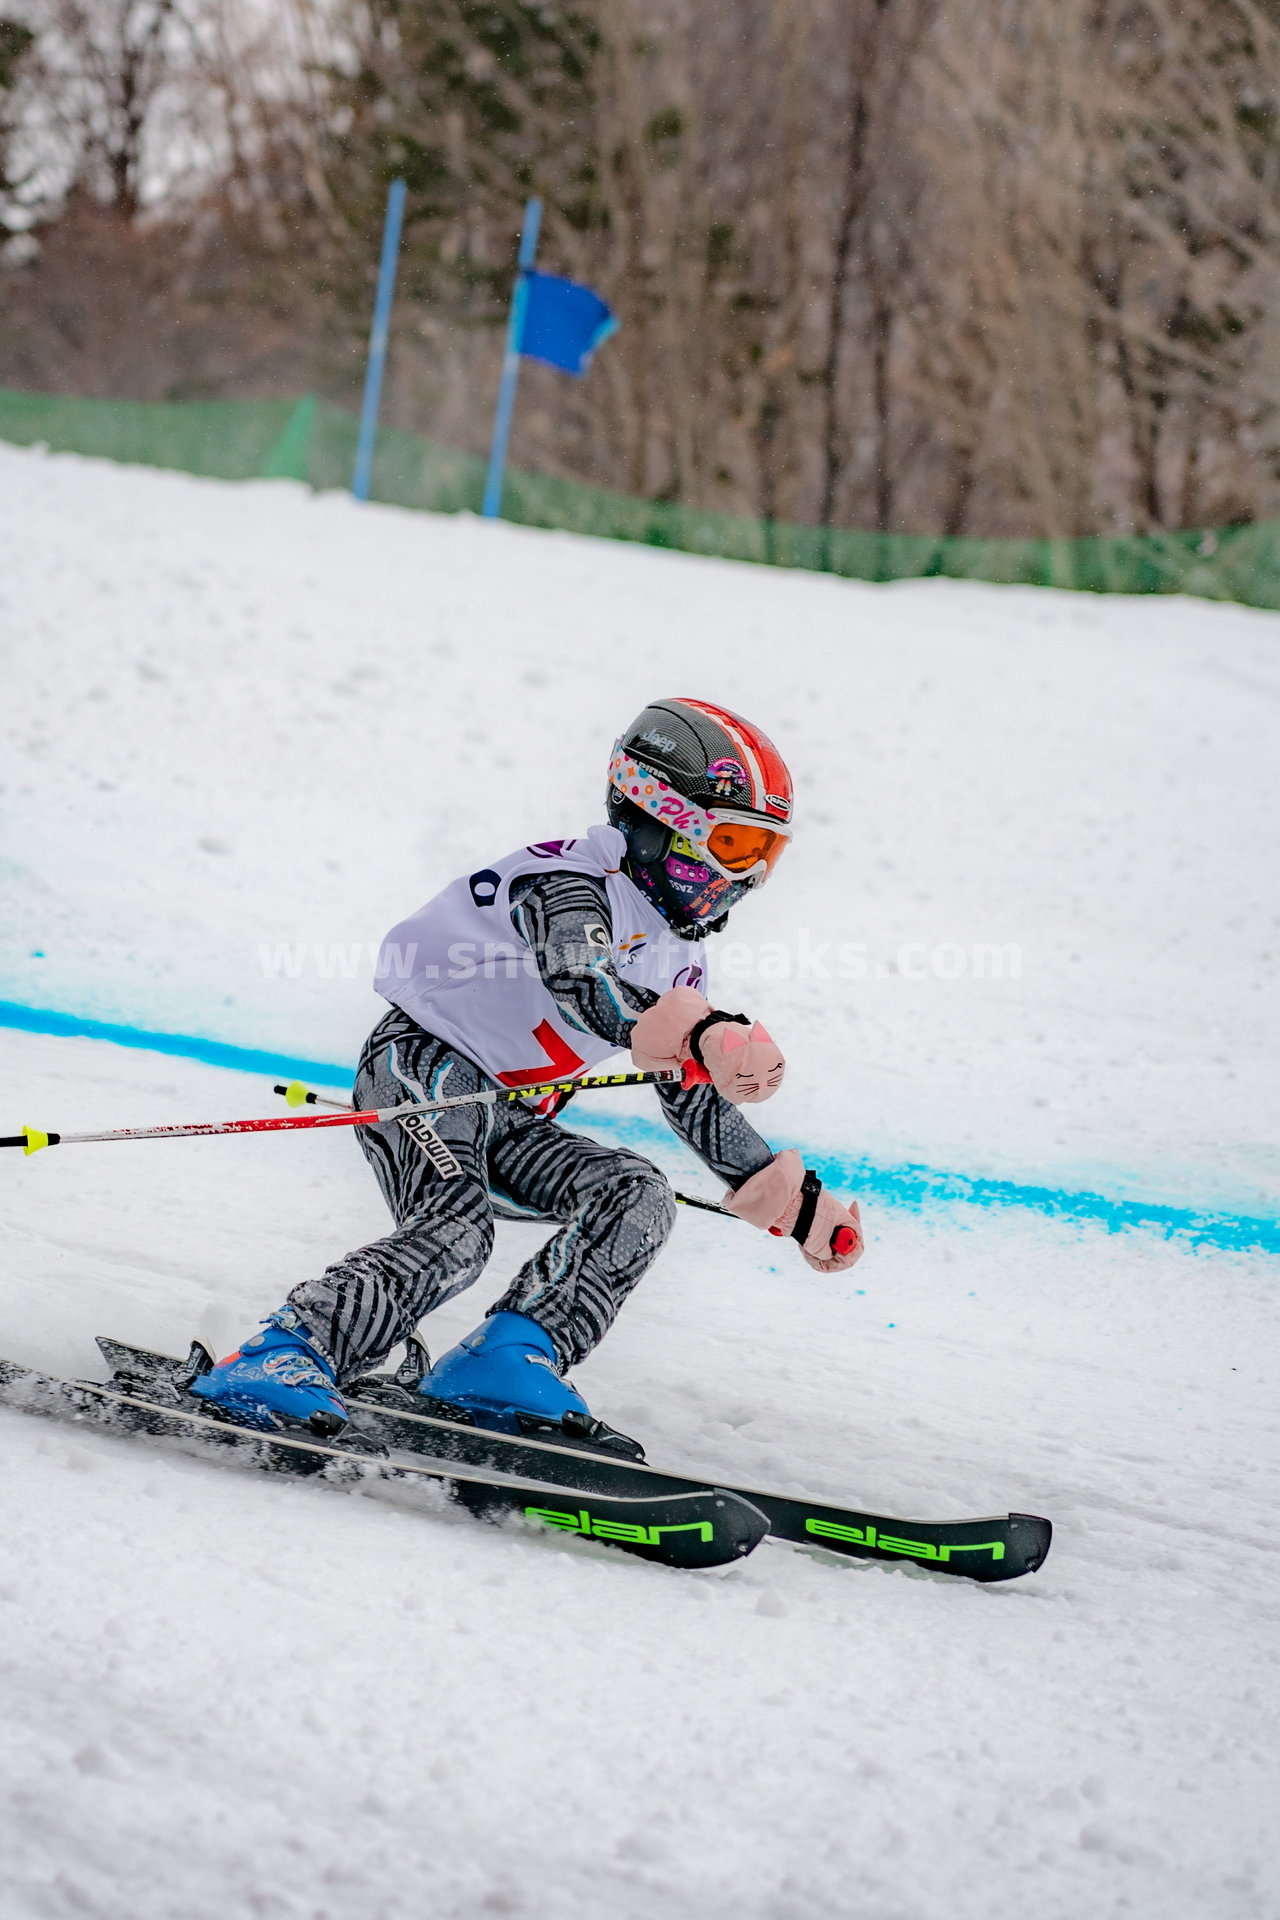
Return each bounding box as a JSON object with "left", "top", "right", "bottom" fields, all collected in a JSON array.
[
  {"left": 724, "top": 1148, "right": 863, "bottom": 1271},
  {"left": 695, "top": 1016, "right": 786, "bottom": 1105}
]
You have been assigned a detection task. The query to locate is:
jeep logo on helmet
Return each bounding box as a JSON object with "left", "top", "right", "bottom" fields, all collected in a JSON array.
[{"left": 639, "top": 728, "right": 677, "bottom": 755}]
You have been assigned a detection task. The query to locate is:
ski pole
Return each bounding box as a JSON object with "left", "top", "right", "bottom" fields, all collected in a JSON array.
[
  {"left": 271, "top": 1083, "right": 737, "bottom": 1214},
  {"left": 266, "top": 1084, "right": 857, "bottom": 1257},
  {"left": 1, "top": 1069, "right": 680, "bottom": 1156},
  {"left": 274, "top": 1082, "right": 354, "bottom": 1111},
  {"left": 674, "top": 1191, "right": 733, "bottom": 1218},
  {"left": 674, "top": 1188, "right": 858, "bottom": 1257},
  {"left": 268, "top": 1068, "right": 678, "bottom": 1121}
]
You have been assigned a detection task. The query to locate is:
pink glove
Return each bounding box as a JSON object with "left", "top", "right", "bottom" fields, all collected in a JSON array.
[
  {"left": 629, "top": 992, "right": 786, "bottom": 1106},
  {"left": 724, "top": 1148, "right": 863, "bottom": 1273},
  {"left": 629, "top": 986, "right": 711, "bottom": 1071}
]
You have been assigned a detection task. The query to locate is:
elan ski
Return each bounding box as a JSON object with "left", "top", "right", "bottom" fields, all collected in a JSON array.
[
  {"left": 0, "top": 1355, "right": 768, "bottom": 1572},
  {"left": 96, "top": 1339, "right": 1051, "bottom": 1583}
]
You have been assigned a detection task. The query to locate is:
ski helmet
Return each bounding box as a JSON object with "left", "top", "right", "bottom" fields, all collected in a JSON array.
[{"left": 607, "top": 698, "right": 794, "bottom": 933}]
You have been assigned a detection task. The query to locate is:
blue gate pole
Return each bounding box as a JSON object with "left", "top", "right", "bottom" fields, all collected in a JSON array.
[
  {"left": 352, "top": 177, "right": 407, "bottom": 502},
  {"left": 483, "top": 197, "right": 542, "bottom": 519}
]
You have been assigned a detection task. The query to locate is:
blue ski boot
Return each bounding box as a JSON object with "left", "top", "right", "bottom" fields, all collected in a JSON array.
[
  {"left": 417, "top": 1311, "right": 644, "bottom": 1461},
  {"left": 188, "top": 1309, "right": 348, "bottom": 1437}
]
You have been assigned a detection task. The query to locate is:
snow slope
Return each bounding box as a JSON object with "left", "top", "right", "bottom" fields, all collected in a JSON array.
[
  {"left": 1, "top": 445, "right": 1278, "bottom": 1919},
  {"left": 4, "top": 445, "right": 1279, "bottom": 1211}
]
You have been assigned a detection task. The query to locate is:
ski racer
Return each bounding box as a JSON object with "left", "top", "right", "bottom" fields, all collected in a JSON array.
[{"left": 191, "top": 698, "right": 864, "bottom": 1453}]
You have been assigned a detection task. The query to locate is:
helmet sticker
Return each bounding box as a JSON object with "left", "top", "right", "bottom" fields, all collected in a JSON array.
[{"left": 708, "top": 757, "right": 748, "bottom": 796}]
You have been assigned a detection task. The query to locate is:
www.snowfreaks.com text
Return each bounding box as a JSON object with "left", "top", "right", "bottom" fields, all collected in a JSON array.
[{"left": 255, "top": 937, "right": 1023, "bottom": 983}]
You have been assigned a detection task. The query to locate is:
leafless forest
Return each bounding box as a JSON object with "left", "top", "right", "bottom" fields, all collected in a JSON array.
[{"left": 2, "top": 0, "right": 1279, "bottom": 538}]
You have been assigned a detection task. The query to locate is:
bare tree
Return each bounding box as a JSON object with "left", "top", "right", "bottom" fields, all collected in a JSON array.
[
  {"left": 0, "top": 16, "right": 36, "bottom": 231},
  {"left": 6, "top": 0, "right": 1280, "bottom": 540},
  {"left": 0, "top": 0, "right": 341, "bottom": 394}
]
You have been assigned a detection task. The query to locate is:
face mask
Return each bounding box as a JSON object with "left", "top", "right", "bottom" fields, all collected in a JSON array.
[{"left": 632, "top": 844, "right": 753, "bottom": 928}]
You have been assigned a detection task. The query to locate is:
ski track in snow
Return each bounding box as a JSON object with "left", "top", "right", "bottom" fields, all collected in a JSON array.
[{"left": 1, "top": 446, "right": 1278, "bottom": 1918}]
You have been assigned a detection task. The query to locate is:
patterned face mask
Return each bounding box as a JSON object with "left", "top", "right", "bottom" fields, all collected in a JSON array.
[{"left": 632, "top": 833, "right": 754, "bottom": 927}]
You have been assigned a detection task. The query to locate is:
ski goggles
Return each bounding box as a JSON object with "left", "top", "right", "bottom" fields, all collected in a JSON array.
[{"left": 610, "top": 744, "right": 792, "bottom": 883}]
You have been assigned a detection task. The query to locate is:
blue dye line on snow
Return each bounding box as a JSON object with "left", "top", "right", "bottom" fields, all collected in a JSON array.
[
  {"left": 579, "top": 1111, "right": 1280, "bottom": 1257},
  {"left": 0, "top": 1000, "right": 353, "bottom": 1090},
  {"left": 3, "top": 997, "right": 1278, "bottom": 1257}
]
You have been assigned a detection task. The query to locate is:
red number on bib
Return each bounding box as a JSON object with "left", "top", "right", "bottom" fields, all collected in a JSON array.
[{"left": 497, "top": 1021, "right": 586, "bottom": 1089}]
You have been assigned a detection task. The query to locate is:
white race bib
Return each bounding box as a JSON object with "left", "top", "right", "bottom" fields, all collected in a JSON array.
[{"left": 374, "top": 824, "right": 706, "bottom": 1087}]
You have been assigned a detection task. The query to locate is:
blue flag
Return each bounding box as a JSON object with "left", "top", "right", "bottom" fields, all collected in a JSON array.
[{"left": 520, "top": 271, "right": 618, "bottom": 376}]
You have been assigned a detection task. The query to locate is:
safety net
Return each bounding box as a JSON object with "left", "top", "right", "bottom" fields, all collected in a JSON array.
[{"left": 4, "top": 385, "right": 1278, "bottom": 610}]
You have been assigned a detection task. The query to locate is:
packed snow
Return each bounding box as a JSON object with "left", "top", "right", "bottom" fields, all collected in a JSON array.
[{"left": 1, "top": 443, "right": 1277, "bottom": 1920}]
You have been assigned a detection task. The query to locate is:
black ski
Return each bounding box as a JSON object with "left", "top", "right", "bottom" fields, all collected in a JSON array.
[
  {"left": 95, "top": 1339, "right": 1052, "bottom": 1583},
  {"left": 0, "top": 1355, "right": 768, "bottom": 1572}
]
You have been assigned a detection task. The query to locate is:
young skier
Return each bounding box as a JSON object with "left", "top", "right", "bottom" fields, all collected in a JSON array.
[{"left": 191, "top": 698, "right": 863, "bottom": 1452}]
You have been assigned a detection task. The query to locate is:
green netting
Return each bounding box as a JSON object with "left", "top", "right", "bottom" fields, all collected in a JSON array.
[
  {"left": 0, "top": 389, "right": 318, "bottom": 483},
  {"left": 3, "top": 384, "right": 1278, "bottom": 610}
]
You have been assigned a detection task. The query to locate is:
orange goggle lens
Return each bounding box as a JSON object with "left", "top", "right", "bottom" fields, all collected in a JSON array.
[{"left": 705, "top": 820, "right": 789, "bottom": 874}]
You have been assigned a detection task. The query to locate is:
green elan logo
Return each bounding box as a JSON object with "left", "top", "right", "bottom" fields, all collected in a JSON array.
[
  {"left": 805, "top": 1517, "right": 1004, "bottom": 1563},
  {"left": 525, "top": 1505, "right": 714, "bottom": 1546}
]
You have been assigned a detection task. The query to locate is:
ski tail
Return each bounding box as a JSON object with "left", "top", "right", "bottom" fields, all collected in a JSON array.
[{"left": 4, "top": 1354, "right": 767, "bottom": 1571}]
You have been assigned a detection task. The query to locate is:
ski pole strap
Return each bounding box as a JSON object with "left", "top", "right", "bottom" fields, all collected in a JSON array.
[
  {"left": 687, "top": 1009, "right": 750, "bottom": 1067},
  {"left": 790, "top": 1168, "right": 823, "bottom": 1246}
]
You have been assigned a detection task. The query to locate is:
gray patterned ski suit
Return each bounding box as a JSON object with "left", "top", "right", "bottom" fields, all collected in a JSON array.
[{"left": 288, "top": 870, "right": 774, "bottom": 1381}]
